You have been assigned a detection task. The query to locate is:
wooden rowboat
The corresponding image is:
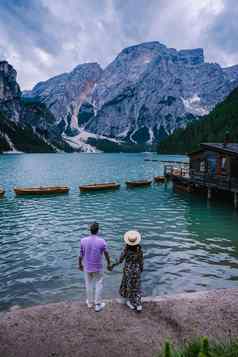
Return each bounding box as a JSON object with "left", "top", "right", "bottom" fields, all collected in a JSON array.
[
  {"left": 14, "top": 186, "right": 69, "bottom": 196},
  {"left": 126, "top": 180, "right": 152, "bottom": 188},
  {"left": 174, "top": 183, "right": 193, "bottom": 193},
  {"left": 79, "top": 182, "right": 120, "bottom": 192},
  {"left": 154, "top": 176, "right": 166, "bottom": 183},
  {"left": 0, "top": 187, "right": 5, "bottom": 197}
]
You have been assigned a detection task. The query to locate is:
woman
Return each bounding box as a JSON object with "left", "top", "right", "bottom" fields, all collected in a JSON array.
[{"left": 111, "top": 230, "right": 144, "bottom": 312}]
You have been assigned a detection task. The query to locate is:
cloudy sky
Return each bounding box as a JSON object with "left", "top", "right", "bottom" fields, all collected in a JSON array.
[{"left": 0, "top": 0, "right": 237, "bottom": 89}]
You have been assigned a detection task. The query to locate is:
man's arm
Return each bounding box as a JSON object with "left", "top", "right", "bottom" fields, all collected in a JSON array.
[
  {"left": 78, "top": 241, "right": 84, "bottom": 271},
  {"left": 104, "top": 251, "right": 112, "bottom": 270},
  {"left": 78, "top": 255, "right": 84, "bottom": 271}
]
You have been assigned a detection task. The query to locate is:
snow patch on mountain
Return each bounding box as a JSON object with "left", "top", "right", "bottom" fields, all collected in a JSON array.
[
  {"left": 75, "top": 129, "right": 121, "bottom": 143},
  {"left": 182, "top": 95, "right": 209, "bottom": 116},
  {"left": 147, "top": 128, "right": 154, "bottom": 144},
  {"left": 62, "top": 133, "right": 98, "bottom": 153},
  {"left": 118, "top": 127, "right": 130, "bottom": 138},
  {"left": 62, "top": 129, "right": 123, "bottom": 152}
]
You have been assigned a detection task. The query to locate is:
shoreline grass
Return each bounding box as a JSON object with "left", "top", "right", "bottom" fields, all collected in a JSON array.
[{"left": 158, "top": 337, "right": 238, "bottom": 357}]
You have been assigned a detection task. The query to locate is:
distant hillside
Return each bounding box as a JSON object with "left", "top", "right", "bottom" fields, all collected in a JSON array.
[
  {"left": 0, "top": 111, "right": 55, "bottom": 153},
  {"left": 158, "top": 87, "right": 238, "bottom": 154},
  {"left": 0, "top": 61, "right": 72, "bottom": 153}
]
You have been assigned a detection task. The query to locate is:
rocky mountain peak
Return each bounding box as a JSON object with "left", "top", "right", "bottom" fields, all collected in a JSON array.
[
  {"left": 25, "top": 62, "right": 103, "bottom": 130},
  {"left": 0, "top": 61, "right": 66, "bottom": 153},
  {"left": 72, "top": 62, "right": 102, "bottom": 73},
  {"left": 0, "top": 60, "right": 21, "bottom": 99},
  {"left": 0, "top": 60, "right": 21, "bottom": 122},
  {"left": 177, "top": 48, "right": 204, "bottom": 65},
  {"left": 85, "top": 42, "right": 238, "bottom": 146}
]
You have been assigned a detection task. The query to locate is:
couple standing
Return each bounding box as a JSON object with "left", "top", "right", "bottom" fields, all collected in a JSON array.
[{"left": 78, "top": 222, "right": 144, "bottom": 312}]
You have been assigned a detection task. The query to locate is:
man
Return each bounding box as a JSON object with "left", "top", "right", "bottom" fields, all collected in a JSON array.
[{"left": 78, "top": 222, "right": 111, "bottom": 312}]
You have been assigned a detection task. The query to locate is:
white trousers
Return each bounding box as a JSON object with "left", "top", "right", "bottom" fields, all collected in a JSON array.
[{"left": 84, "top": 271, "right": 103, "bottom": 305}]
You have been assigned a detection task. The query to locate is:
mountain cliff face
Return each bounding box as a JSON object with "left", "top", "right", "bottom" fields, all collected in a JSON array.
[
  {"left": 0, "top": 61, "right": 22, "bottom": 123},
  {"left": 24, "top": 63, "right": 103, "bottom": 136},
  {"left": 0, "top": 61, "right": 66, "bottom": 153},
  {"left": 158, "top": 86, "right": 238, "bottom": 154},
  {"left": 223, "top": 65, "right": 238, "bottom": 82}
]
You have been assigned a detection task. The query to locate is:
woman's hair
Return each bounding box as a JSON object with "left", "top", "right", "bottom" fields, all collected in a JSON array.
[{"left": 126, "top": 244, "right": 141, "bottom": 252}]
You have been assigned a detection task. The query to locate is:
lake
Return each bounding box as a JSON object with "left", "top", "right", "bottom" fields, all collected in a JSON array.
[{"left": 1, "top": 153, "right": 238, "bottom": 311}]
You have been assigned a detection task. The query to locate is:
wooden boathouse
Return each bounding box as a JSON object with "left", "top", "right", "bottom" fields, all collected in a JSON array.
[{"left": 173, "top": 142, "right": 238, "bottom": 208}]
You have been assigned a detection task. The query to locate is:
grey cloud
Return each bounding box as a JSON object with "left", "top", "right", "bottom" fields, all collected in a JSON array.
[
  {"left": 205, "top": 0, "right": 238, "bottom": 55},
  {"left": 0, "top": 0, "right": 238, "bottom": 89}
]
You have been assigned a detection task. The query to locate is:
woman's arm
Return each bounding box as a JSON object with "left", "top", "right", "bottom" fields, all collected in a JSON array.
[
  {"left": 111, "top": 247, "right": 127, "bottom": 268},
  {"left": 139, "top": 250, "right": 144, "bottom": 272}
]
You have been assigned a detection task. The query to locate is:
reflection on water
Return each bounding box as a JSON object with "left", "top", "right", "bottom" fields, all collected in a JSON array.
[{"left": 0, "top": 153, "right": 238, "bottom": 311}]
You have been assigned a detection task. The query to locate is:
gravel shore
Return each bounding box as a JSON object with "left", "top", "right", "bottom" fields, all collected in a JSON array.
[{"left": 0, "top": 288, "right": 238, "bottom": 357}]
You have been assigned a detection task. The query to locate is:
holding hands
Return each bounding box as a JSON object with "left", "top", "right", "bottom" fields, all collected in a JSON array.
[{"left": 107, "top": 263, "right": 115, "bottom": 271}]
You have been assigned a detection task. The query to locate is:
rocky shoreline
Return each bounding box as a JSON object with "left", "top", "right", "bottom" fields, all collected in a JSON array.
[{"left": 1, "top": 288, "right": 238, "bottom": 357}]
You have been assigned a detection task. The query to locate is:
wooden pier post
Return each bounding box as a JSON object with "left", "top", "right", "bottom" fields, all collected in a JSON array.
[
  {"left": 234, "top": 191, "right": 238, "bottom": 209},
  {"left": 207, "top": 187, "right": 212, "bottom": 200}
]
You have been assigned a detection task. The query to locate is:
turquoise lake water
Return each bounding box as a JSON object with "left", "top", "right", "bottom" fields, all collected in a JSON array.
[{"left": 1, "top": 153, "right": 238, "bottom": 311}]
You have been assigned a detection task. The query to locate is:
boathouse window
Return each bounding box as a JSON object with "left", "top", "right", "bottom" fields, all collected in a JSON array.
[
  {"left": 207, "top": 157, "right": 216, "bottom": 176},
  {"left": 221, "top": 157, "right": 227, "bottom": 175},
  {"left": 200, "top": 160, "right": 205, "bottom": 173}
]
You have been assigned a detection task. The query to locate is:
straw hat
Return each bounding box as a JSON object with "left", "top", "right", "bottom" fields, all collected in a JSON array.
[{"left": 124, "top": 230, "right": 141, "bottom": 246}]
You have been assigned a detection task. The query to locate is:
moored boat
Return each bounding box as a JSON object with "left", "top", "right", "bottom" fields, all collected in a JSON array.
[
  {"left": 174, "top": 183, "right": 193, "bottom": 193},
  {"left": 79, "top": 182, "right": 120, "bottom": 192},
  {"left": 126, "top": 180, "right": 152, "bottom": 188},
  {"left": 172, "top": 175, "right": 192, "bottom": 193},
  {"left": 0, "top": 187, "right": 5, "bottom": 197},
  {"left": 14, "top": 186, "right": 69, "bottom": 196},
  {"left": 154, "top": 176, "right": 166, "bottom": 183}
]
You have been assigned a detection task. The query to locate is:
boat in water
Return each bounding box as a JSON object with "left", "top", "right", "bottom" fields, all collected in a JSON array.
[
  {"left": 126, "top": 180, "right": 152, "bottom": 188},
  {"left": 79, "top": 182, "right": 120, "bottom": 192},
  {"left": 0, "top": 187, "right": 5, "bottom": 197},
  {"left": 172, "top": 175, "right": 193, "bottom": 193},
  {"left": 154, "top": 176, "right": 166, "bottom": 183},
  {"left": 14, "top": 186, "right": 69, "bottom": 196}
]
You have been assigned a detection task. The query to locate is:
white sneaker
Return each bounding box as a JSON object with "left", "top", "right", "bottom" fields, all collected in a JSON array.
[
  {"left": 136, "top": 305, "right": 142, "bottom": 312},
  {"left": 126, "top": 301, "right": 135, "bottom": 310},
  {"left": 86, "top": 300, "right": 93, "bottom": 308},
  {"left": 95, "top": 302, "right": 106, "bottom": 312}
]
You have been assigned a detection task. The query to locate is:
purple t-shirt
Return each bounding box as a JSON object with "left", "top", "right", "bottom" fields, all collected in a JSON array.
[{"left": 80, "top": 235, "right": 107, "bottom": 272}]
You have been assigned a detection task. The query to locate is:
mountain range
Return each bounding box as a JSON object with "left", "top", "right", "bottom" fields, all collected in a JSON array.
[{"left": 1, "top": 41, "right": 238, "bottom": 153}]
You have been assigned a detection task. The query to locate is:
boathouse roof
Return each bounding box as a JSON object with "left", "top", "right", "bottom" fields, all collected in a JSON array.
[
  {"left": 189, "top": 143, "right": 238, "bottom": 157},
  {"left": 201, "top": 143, "right": 238, "bottom": 156}
]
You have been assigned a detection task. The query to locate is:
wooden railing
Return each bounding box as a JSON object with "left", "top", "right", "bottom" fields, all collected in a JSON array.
[
  {"left": 164, "top": 163, "right": 190, "bottom": 177},
  {"left": 190, "top": 170, "right": 238, "bottom": 191}
]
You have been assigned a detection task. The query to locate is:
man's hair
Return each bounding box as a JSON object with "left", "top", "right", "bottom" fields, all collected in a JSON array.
[{"left": 90, "top": 222, "right": 99, "bottom": 235}]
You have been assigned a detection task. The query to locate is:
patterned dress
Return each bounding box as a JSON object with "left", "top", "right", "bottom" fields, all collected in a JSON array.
[{"left": 114, "top": 245, "right": 144, "bottom": 308}]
